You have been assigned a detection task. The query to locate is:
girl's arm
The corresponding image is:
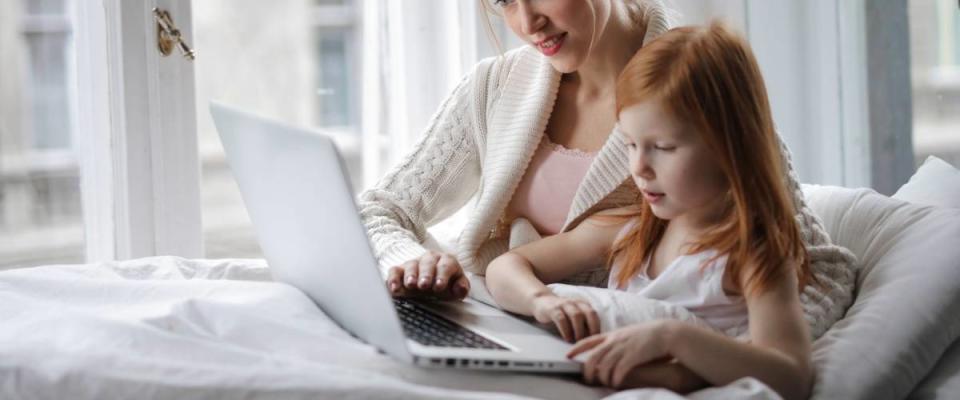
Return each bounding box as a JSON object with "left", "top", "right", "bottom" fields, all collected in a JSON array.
[
  {"left": 569, "top": 261, "right": 812, "bottom": 399},
  {"left": 665, "top": 266, "right": 812, "bottom": 400},
  {"left": 486, "top": 211, "right": 628, "bottom": 315},
  {"left": 617, "top": 360, "right": 709, "bottom": 393}
]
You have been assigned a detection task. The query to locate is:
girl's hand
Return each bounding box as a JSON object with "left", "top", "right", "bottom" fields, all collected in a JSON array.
[
  {"left": 531, "top": 294, "right": 601, "bottom": 342},
  {"left": 385, "top": 251, "right": 470, "bottom": 301},
  {"left": 567, "top": 321, "right": 675, "bottom": 387}
]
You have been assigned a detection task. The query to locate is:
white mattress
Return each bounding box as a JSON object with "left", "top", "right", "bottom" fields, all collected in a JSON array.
[{"left": 0, "top": 256, "right": 777, "bottom": 400}]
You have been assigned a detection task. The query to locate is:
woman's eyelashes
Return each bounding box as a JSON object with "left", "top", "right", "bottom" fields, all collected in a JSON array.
[
  {"left": 626, "top": 141, "right": 675, "bottom": 152},
  {"left": 492, "top": 0, "right": 513, "bottom": 7}
]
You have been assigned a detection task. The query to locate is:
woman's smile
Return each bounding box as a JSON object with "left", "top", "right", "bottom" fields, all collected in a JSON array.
[{"left": 535, "top": 33, "right": 567, "bottom": 56}]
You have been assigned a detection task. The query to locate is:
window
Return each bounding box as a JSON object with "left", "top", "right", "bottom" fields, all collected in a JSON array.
[
  {"left": 0, "top": 0, "right": 84, "bottom": 269},
  {"left": 7, "top": 1, "right": 921, "bottom": 267},
  {"left": 193, "top": 0, "right": 363, "bottom": 258},
  {"left": 910, "top": 0, "right": 960, "bottom": 168}
]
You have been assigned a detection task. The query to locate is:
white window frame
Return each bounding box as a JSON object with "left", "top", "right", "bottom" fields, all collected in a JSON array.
[{"left": 75, "top": 0, "right": 202, "bottom": 262}]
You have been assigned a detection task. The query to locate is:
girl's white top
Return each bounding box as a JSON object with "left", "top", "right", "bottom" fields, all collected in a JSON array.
[{"left": 609, "top": 247, "right": 749, "bottom": 334}]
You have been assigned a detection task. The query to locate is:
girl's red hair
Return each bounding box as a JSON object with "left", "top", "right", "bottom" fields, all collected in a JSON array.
[{"left": 610, "top": 21, "right": 811, "bottom": 297}]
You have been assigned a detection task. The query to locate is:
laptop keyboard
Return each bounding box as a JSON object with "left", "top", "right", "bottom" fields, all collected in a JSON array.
[{"left": 393, "top": 299, "right": 508, "bottom": 350}]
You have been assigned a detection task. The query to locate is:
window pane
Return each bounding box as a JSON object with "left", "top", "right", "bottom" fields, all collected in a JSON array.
[
  {"left": 0, "top": 1, "right": 85, "bottom": 269},
  {"left": 910, "top": 0, "right": 960, "bottom": 167},
  {"left": 194, "top": 0, "right": 362, "bottom": 258},
  {"left": 25, "top": 0, "right": 65, "bottom": 15},
  {"left": 317, "top": 29, "right": 353, "bottom": 128},
  {"left": 26, "top": 31, "right": 72, "bottom": 149}
]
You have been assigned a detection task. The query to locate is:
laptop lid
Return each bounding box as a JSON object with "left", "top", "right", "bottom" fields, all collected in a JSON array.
[{"left": 210, "top": 102, "right": 412, "bottom": 363}]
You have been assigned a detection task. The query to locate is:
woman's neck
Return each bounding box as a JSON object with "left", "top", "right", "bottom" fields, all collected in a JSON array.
[{"left": 567, "top": 7, "right": 647, "bottom": 99}]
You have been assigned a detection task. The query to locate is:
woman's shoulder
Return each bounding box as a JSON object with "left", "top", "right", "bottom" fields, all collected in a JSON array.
[
  {"left": 473, "top": 46, "right": 548, "bottom": 94},
  {"left": 476, "top": 45, "right": 539, "bottom": 71}
]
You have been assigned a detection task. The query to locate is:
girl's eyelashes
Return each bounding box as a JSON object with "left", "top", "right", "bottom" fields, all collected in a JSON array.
[{"left": 654, "top": 144, "right": 676, "bottom": 151}]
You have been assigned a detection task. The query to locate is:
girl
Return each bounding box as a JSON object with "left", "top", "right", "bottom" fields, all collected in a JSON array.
[{"left": 486, "top": 22, "right": 814, "bottom": 400}]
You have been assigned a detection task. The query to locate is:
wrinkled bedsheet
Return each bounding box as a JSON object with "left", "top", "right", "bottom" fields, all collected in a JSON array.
[{"left": 0, "top": 256, "right": 779, "bottom": 400}]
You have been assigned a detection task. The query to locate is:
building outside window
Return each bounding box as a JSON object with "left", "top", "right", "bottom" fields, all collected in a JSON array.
[
  {"left": 910, "top": 0, "right": 960, "bottom": 167},
  {"left": 194, "top": 0, "right": 363, "bottom": 258},
  {"left": 0, "top": 0, "right": 84, "bottom": 269}
]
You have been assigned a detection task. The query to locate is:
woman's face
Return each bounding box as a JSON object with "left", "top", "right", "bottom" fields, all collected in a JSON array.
[{"left": 496, "top": 0, "right": 608, "bottom": 73}]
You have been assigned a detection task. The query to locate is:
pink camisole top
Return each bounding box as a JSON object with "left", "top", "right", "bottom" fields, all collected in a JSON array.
[{"left": 508, "top": 137, "right": 598, "bottom": 236}]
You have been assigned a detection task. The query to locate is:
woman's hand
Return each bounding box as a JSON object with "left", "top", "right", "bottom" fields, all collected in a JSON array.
[
  {"left": 531, "top": 294, "right": 601, "bottom": 343},
  {"left": 567, "top": 321, "right": 675, "bottom": 387},
  {"left": 385, "top": 251, "right": 470, "bottom": 301}
]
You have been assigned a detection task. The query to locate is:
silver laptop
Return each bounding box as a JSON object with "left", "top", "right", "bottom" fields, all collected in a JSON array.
[{"left": 210, "top": 102, "right": 579, "bottom": 373}]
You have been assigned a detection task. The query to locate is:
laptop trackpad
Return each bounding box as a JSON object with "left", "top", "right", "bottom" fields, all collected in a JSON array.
[{"left": 420, "top": 299, "right": 553, "bottom": 337}]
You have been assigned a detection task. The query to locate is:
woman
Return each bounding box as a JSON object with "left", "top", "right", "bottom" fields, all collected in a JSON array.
[{"left": 359, "top": 0, "right": 672, "bottom": 299}]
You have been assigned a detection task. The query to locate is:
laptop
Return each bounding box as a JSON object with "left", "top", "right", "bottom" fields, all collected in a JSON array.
[{"left": 210, "top": 102, "right": 580, "bottom": 373}]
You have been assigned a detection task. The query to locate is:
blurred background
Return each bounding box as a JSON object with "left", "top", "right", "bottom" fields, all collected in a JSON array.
[{"left": 1, "top": 0, "right": 957, "bottom": 269}]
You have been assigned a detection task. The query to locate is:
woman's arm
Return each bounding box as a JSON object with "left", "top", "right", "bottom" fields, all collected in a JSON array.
[
  {"left": 486, "top": 211, "right": 627, "bottom": 314},
  {"left": 358, "top": 70, "right": 481, "bottom": 269},
  {"left": 360, "top": 58, "right": 500, "bottom": 300}
]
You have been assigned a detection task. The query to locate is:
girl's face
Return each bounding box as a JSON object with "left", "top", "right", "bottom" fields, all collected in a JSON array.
[
  {"left": 619, "top": 100, "right": 729, "bottom": 225},
  {"left": 496, "top": 0, "right": 607, "bottom": 73}
]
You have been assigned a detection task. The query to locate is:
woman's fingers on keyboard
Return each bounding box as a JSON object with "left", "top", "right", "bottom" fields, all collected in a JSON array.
[
  {"left": 433, "top": 254, "right": 459, "bottom": 292},
  {"left": 451, "top": 275, "right": 470, "bottom": 299},
  {"left": 402, "top": 260, "right": 419, "bottom": 289},
  {"left": 386, "top": 267, "right": 404, "bottom": 295},
  {"left": 417, "top": 253, "right": 439, "bottom": 290},
  {"left": 386, "top": 253, "right": 470, "bottom": 301}
]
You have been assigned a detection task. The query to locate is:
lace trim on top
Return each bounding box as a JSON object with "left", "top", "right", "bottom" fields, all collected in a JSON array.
[{"left": 545, "top": 137, "right": 599, "bottom": 158}]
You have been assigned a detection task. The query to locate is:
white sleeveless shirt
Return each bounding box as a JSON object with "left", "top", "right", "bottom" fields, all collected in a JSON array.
[{"left": 608, "top": 224, "right": 749, "bottom": 334}]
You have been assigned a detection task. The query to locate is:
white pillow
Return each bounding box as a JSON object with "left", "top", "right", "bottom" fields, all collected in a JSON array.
[
  {"left": 892, "top": 156, "right": 960, "bottom": 208},
  {"left": 801, "top": 184, "right": 960, "bottom": 400}
]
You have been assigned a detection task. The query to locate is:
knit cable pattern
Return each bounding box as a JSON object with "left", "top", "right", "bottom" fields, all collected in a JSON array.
[{"left": 776, "top": 135, "right": 859, "bottom": 340}]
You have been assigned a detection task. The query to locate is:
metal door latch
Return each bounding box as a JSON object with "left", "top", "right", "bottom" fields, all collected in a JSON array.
[{"left": 153, "top": 7, "right": 195, "bottom": 60}]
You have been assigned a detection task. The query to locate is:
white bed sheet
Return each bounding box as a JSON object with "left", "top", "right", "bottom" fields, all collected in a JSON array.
[
  {"left": 0, "top": 256, "right": 777, "bottom": 400},
  {"left": 910, "top": 339, "right": 960, "bottom": 399}
]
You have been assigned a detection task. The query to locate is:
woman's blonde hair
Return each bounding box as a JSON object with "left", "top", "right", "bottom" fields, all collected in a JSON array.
[
  {"left": 609, "top": 21, "right": 812, "bottom": 297},
  {"left": 477, "top": 0, "right": 656, "bottom": 55}
]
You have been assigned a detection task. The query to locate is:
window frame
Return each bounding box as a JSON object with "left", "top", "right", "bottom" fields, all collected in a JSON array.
[{"left": 75, "top": 0, "right": 202, "bottom": 262}]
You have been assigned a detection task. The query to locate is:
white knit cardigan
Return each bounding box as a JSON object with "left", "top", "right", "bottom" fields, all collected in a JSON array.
[{"left": 358, "top": 5, "right": 857, "bottom": 339}]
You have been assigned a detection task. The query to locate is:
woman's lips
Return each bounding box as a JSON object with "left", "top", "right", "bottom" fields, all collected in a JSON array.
[
  {"left": 642, "top": 189, "right": 665, "bottom": 203},
  {"left": 535, "top": 33, "right": 566, "bottom": 56}
]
